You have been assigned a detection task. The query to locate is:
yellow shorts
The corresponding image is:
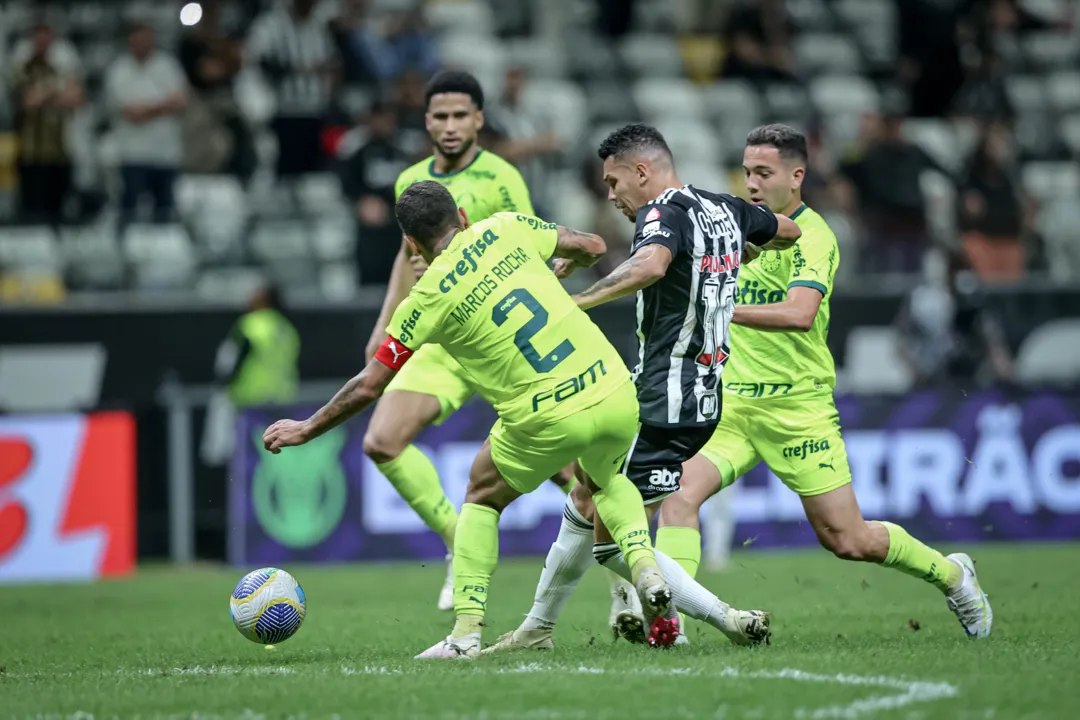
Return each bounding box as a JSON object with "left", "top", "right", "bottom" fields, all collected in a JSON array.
[
  {"left": 385, "top": 344, "right": 478, "bottom": 425},
  {"left": 490, "top": 379, "right": 640, "bottom": 495},
  {"left": 700, "top": 389, "right": 852, "bottom": 497}
]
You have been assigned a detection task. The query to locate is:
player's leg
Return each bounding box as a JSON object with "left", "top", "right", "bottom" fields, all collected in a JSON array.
[
  {"left": 415, "top": 438, "right": 522, "bottom": 659},
  {"left": 769, "top": 395, "right": 992, "bottom": 638},
  {"left": 364, "top": 345, "right": 474, "bottom": 610}
]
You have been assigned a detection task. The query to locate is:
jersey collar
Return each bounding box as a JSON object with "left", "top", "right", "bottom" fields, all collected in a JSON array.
[
  {"left": 789, "top": 203, "right": 808, "bottom": 221},
  {"left": 428, "top": 149, "right": 485, "bottom": 178}
]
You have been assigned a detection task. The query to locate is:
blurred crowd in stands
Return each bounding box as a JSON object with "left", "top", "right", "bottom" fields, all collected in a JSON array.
[{"left": 1, "top": 0, "right": 1078, "bottom": 307}]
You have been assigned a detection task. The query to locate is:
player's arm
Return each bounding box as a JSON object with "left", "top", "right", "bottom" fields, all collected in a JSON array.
[
  {"left": 732, "top": 286, "right": 823, "bottom": 332},
  {"left": 574, "top": 243, "right": 672, "bottom": 310},
  {"left": 550, "top": 225, "right": 606, "bottom": 278},
  {"left": 732, "top": 197, "right": 800, "bottom": 262},
  {"left": 734, "top": 230, "right": 834, "bottom": 332}
]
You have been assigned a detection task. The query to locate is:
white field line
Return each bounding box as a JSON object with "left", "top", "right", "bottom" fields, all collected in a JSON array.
[{"left": 12, "top": 663, "right": 959, "bottom": 719}]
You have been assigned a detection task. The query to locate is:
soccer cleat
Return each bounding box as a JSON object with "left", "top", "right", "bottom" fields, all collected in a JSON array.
[
  {"left": 647, "top": 615, "right": 681, "bottom": 648},
  {"left": 609, "top": 579, "right": 644, "bottom": 642},
  {"left": 635, "top": 566, "right": 673, "bottom": 630},
  {"left": 414, "top": 633, "right": 480, "bottom": 659},
  {"left": 945, "top": 553, "right": 993, "bottom": 638},
  {"left": 437, "top": 554, "right": 454, "bottom": 611},
  {"left": 721, "top": 609, "right": 772, "bottom": 646},
  {"left": 480, "top": 627, "right": 555, "bottom": 654}
]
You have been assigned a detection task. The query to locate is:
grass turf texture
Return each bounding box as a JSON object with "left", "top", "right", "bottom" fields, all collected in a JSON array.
[{"left": 2, "top": 543, "right": 1077, "bottom": 720}]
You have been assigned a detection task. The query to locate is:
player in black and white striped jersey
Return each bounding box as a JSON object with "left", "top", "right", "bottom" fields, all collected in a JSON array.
[{"left": 484, "top": 125, "right": 801, "bottom": 653}]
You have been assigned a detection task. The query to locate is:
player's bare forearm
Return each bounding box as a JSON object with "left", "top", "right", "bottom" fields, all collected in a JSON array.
[
  {"left": 733, "top": 287, "right": 822, "bottom": 332},
  {"left": 306, "top": 360, "right": 393, "bottom": 437},
  {"left": 555, "top": 226, "right": 607, "bottom": 268},
  {"left": 573, "top": 244, "right": 671, "bottom": 310},
  {"left": 763, "top": 216, "right": 801, "bottom": 250}
]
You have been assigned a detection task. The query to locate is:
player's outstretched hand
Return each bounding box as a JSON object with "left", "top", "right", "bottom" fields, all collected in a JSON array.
[
  {"left": 742, "top": 243, "right": 763, "bottom": 265},
  {"left": 552, "top": 258, "right": 575, "bottom": 279},
  {"left": 263, "top": 419, "right": 312, "bottom": 454}
]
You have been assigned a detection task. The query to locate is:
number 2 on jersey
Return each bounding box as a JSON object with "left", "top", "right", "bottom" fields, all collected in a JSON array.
[{"left": 492, "top": 288, "right": 575, "bottom": 373}]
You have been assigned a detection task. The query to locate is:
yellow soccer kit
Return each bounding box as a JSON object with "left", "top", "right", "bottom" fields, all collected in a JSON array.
[
  {"left": 386, "top": 212, "right": 638, "bottom": 493},
  {"left": 701, "top": 204, "right": 851, "bottom": 496},
  {"left": 386, "top": 150, "right": 535, "bottom": 423}
]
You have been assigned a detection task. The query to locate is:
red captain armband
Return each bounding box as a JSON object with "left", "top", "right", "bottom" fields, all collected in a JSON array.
[{"left": 375, "top": 336, "right": 414, "bottom": 370}]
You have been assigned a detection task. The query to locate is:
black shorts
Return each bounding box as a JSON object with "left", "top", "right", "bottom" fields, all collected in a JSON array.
[{"left": 622, "top": 422, "right": 716, "bottom": 504}]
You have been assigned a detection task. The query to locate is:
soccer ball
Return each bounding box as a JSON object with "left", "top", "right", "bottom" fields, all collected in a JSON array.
[{"left": 229, "top": 567, "right": 307, "bottom": 645}]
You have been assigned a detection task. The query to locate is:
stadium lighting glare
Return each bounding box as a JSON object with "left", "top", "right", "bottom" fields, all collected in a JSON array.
[{"left": 180, "top": 2, "right": 203, "bottom": 26}]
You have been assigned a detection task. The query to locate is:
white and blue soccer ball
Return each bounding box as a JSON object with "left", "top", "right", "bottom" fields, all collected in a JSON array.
[{"left": 230, "top": 567, "right": 307, "bottom": 645}]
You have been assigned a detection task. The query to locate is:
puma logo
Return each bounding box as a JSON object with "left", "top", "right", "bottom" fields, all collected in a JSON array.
[
  {"left": 469, "top": 595, "right": 487, "bottom": 610},
  {"left": 818, "top": 462, "right": 835, "bottom": 471},
  {"left": 387, "top": 341, "right": 407, "bottom": 365}
]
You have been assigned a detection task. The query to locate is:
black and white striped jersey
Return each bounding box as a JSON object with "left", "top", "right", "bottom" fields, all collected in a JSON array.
[{"left": 631, "top": 185, "right": 779, "bottom": 427}]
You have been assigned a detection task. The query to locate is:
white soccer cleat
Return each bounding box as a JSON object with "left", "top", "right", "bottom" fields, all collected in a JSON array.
[
  {"left": 437, "top": 554, "right": 454, "bottom": 611},
  {"left": 635, "top": 566, "right": 676, "bottom": 647},
  {"left": 414, "top": 633, "right": 480, "bottom": 660},
  {"left": 946, "top": 553, "right": 993, "bottom": 639},
  {"left": 721, "top": 609, "right": 772, "bottom": 646},
  {"left": 609, "top": 579, "right": 645, "bottom": 643},
  {"left": 480, "top": 627, "right": 555, "bottom": 654}
]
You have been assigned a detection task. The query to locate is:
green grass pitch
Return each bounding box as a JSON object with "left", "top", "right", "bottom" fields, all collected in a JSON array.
[{"left": 2, "top": 543, "right": 1078, "bottom": 719}]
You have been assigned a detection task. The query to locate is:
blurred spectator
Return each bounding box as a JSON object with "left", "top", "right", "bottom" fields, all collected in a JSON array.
[
  {"left": 488, "top": 67, "right": 562, "bottom": 218},
  {"left": 840, "top": 113, "right": 951, "bottom": 274},
  {"left": 392, "top": 68, "right": 432, "bottom": 161},
  {"left": 335, "top": 101, "right": 410, "bottom": 285},
  {"left": 105, "top": 23, "right": 188, "bottom": 227},
  {"left": 216, "top": 282, "right": 300, "bottom": 408},
  {"left": 9, "top": 22, "right": 84, "bottom": 223},
  {"left": 952, "top": 50, "right": 1013, "bottom": 124},
  {"left": 178, "top": 0, "right": 255, "bottom": 180},
  {"left": 248, "top": 0, "right": 338, "bottom": 177},
  {"left": 594, "top": 0, "right": 636, "bottom": 38},
  {"left": 978, "top": 0, "right": 1058, "bottom": 68},
  {"left": 895, "top": 248, "right": 1015, "bottom": 388},
  {"left": 800, "top": 123, "right": 852, "bottom": 214},
  {"left": 720, "top": 0, "right": 795, "bottom": 83},
  {"left": 897, "top": 0, "right": 969, "bottom": 117},
  {"left": 332, "top": 3, "right": 437, "bottom": 89},
  {"left": 330, "top": 0, "right": 386, "bottom": 89},
  {"left": 957, "top": 123, "right": 1026, "bottom": 282}
]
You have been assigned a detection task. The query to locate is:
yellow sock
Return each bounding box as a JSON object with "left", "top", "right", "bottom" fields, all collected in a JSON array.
[
  {"left": 592, "top": 473, "right": 656, "bottom": 579},
  {"left": 878, "top": 521, "right": 961, "bottom": 592},
  {"left": 452, "top": 503, "right": 500, "bottom": 634},
  {"left": 377, "top": 445, "right": 458, "bottom": 548},
  {"left": 656, "top": 526, "right": 701, "bottom": 578}
]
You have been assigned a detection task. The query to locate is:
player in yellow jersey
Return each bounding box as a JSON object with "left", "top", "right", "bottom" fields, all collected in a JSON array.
[
  {"left": 655, "top": 124, "right": 993, "bottom": 639},
  {"left": 361, "top": 71, "right": 570, "bottom": 611},
  {"left": 263, "top": 181, "right": 673, "bottom": 659}
]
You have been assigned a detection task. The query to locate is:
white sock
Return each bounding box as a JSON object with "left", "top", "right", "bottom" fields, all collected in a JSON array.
[
  {"left": 521, "top": 495, "right": 595, "bottom": 630},
  {"left": 599, "top": 549, "right": 732, "bottom": 632}
]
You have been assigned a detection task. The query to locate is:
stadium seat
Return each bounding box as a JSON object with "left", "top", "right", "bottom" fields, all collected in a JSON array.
[
  {"left": 504, "top": 38, "right": 568, "bottom": 79},
  {"left": 195, "top": 267, "right": 268, "bottom": 304},
  {"left": 794, "top": 33, "right": 862, "bottom": 75},
  {"left": 763, "top": 84, "right": 813, "bottom": 124},
  {"left": 59, "top": 226, "right": 124, "bottom": 289},
  {"left": 319, "top": 263, "right": 359, "bottom": 301},
  {"left": 312, "top": 213, "right": 355, "bottom": 262},
  {"left": 1059, "top": 114, "right": 1080, "bottom": 156},
  {"left": 901, "top": 119, "right": 963, "bottom": 174},
  {"left": 1021, "top": 32, "right": 1078, "bottom": 70},
  {"left": 296, "top": 173, "right": 344, "bottom": 214},
  {"left": 1046, "top": 71, "right": 1080, "bottom": 112},
  {"left": 424, "top": 1, "right": 494, "bottom": 37},
  {"left": 1004, "top": 75, "right": 1048, "bottom": 112},
  {"left": 679, "top": 163, "right": 732, "bottom": 195},
  {"left": 784, "top": 0, "right": 835, "bottom": 31},
  {"left": 547, "top": 173, "right": 595, "bottom": 232},
  {"left": 567, "top": 36, "right": 619, "bottom": 81},
  {"left": 810, "top": 76, "right": 880, "bottom": 116},
  {"left": 0, "top": 226, "right": 60, "bottom": 271},
  {"left": 249, "top": 220, "right": 312, "bottom": 262},
  {"left": 175, "top": 175, "right": 247, "bottom": 221},
  {"left": 618, "top": 34, "right": 685, "bottom": 78},
  {"left": 920, "top": 170, "right": 958, "bottom": 244},
  {"left": 1015, "top": 319, "right": 1080, "bottom": 385},
  {"left": 123, "top": 224, "right": 196, "bottom": 290},
  {"left": 438, "top": 34, "right": 506, "bottom": 92},
  {"left": 842, "top": 327, "right": 913, "bottom": 394},
  {"left": 633, "top": 78, "right": 705, "bottom": 121},
  {"left": 834, "top": 0, "right": 897, "bottom": 66},
  {"left": 702, "top": 81, "right": 763, "bottom": 158},
  {"left": 521, "top": 79, "right": 588, "bottom": 147},
  {"left": 584, "top": 81, "right": 640, "bottom": 124},
  {"left": 1022, "top": 162, "right": 1080, "bottom": 203},
  {"left": 1036, "top": 199, "right": 1080, "bottom": 280},
  {"left": 654, "top": 118, "right": 722, "bottom": 166}
]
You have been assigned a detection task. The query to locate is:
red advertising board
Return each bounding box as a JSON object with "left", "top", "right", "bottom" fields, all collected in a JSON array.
[{"left": 0, "top": 412, "right": 135, "bottom": 583}]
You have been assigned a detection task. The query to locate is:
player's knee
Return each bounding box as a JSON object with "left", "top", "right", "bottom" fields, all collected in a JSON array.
[
  {"left": 659, "top": 487, "right": 703, "bottom": 527},
  {"left": 570, "top": 481, "right": 595, "bottom": 523},
  {"left": 362, "top": 430, "right": 404, "bottom": 465},
  {"left": 819, "top": 532, "right": 872, "bottom": 562}
]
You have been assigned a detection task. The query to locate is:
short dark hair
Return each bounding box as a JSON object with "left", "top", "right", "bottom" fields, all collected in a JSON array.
[
  {"left": 424, "top": 70, "right": 484, "bottom": 110},
  {"left": 745, "top": 124, "right": 808, "bottom": 164},
  {"left": 395, "top": 180, "right": 461, "bottom": 249},
  {"left": 597, "top": 123, "right": 672, "bottom": 163}
]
